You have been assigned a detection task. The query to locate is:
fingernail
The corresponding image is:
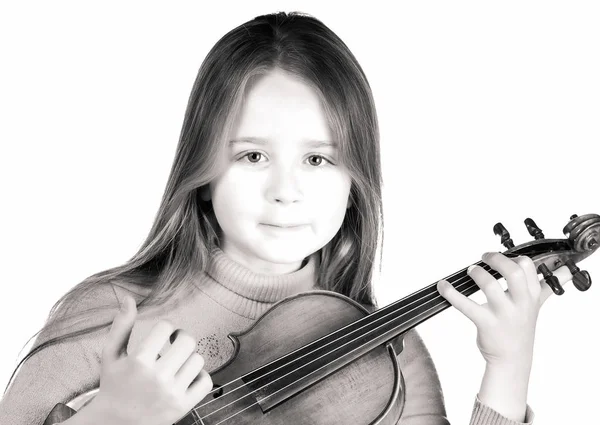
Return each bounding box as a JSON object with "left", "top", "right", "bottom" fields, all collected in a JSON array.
[{"left": 467, "top": 265, "right": 476, "bottom": 273}]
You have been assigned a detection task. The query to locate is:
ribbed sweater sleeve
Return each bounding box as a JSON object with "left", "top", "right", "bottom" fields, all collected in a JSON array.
[
  {"left": 396, "top": 329, "right": 534, "bottom": 424},
  {"left": 0, "top": 334, "right": 101, "bottom": 425}
]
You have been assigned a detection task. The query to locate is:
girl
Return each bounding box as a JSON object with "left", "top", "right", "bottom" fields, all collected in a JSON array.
[{"left": 0, "top": 10, "right": 584, "bottom": 425}]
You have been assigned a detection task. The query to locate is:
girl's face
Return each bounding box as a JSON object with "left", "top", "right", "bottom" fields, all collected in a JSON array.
[{"left": 208, "top": 68, "right": 352, "bottom": 275}]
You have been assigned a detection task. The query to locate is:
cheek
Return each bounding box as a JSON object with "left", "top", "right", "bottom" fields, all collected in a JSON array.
[
  {"left": 211, "top": 172, "right": 261, "bottom": 222},
  {"left": 310, "top": 173, "right": 351, "bottom": 218}
]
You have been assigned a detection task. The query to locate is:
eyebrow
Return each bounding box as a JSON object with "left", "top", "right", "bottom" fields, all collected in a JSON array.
[{"left": 229, "top": 137, "right": 337, "bottom": 149}]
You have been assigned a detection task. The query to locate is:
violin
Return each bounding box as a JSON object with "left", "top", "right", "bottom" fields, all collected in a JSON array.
[{"left": 44, "top": 214, "right": 599, "bottom": 425}]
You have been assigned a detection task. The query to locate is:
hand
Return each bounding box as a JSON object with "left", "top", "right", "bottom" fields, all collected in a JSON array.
[
  {"left": 436, "top": 252, "right": 573, "bottom": 369},
  {"left": 89, "top": 295, "right": 213, "bottom": 425}
]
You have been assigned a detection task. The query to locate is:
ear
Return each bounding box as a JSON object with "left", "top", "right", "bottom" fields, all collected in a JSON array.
[{"left": 200, "top": 185, "right": 211, "bottom": 202}]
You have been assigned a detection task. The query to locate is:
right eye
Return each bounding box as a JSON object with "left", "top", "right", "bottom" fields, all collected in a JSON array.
[{"left": 240, "top": 152, "right": 265, "bottom": 163}]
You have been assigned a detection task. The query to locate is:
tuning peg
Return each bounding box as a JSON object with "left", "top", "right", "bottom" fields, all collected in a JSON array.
[
  {"left": 565, "top": 259, "right": 592, "bottom": 291},
  {"left": 524, "top": 218, "right": 545, "bottom": 239},
  {"left": 493, "top": 222, "right": 515, "bottom": 249},
  {"left": 538, "top": 264, "right": 565, "bottom": 295}
]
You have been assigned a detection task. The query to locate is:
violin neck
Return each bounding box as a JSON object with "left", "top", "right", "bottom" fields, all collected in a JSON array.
[
  {"left": 336, "top": 260, "right": 498, "bottom": 353},
  {"left": 369, "top": 261, "right": 493, "bottom": 339}
]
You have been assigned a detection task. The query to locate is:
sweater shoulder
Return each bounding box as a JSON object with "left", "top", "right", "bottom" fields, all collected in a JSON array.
[{"left": 35, "top": 282, "right": 122, "bottom": 346}]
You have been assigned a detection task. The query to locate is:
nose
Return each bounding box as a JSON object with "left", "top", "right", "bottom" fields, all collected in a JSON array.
[{"left": 266, "top": 164, "right": 303, "bottom": 205}]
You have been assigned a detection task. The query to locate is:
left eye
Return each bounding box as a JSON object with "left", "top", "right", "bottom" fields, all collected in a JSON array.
[{"left": 308, "top": 155, "right": 324, "bottom": 166}]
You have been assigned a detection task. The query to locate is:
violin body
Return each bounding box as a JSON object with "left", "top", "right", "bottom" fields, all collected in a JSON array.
[{"left": 189, "top": 291, "right": 405, "bottom": 424}]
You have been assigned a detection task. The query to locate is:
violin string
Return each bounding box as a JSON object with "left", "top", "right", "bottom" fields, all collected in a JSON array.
[
  {"left": 194, "top": 260, "right": 488, "bottom": 408},
  {"left": 195, "top": 273, "right": 485, "bottom": 425},
  {"left": 191, "top": 261, "right": 498, "bottom": 423}
]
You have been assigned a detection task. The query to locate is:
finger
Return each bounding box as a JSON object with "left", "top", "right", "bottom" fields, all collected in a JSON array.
[
  {"left": 157, "top": 330, "right": 198, "bottom": 376},
  {"left": 467, "top": 265, "right": 507, "bottom": 310},
  {"left": 437, "top": 279, "right": 487, "bottom": 325},
  {"left": 511, "top": 256, "right": 540, "bottom": 297},
  {"left": 482, "top": 252, "right": 530, "bottom": 301},
  {"left": 539, "top": 264, "right": 574, "bottom": 306},
  {"left": 102, "top": 294, "right": 137, "bottom": 364},
  {"left": 132, "top": 320, "right": 176, "bottom": 364},
  {"left": 174, "top": 352, "right": 205, "bottom": 389},
  {"left": 185, "top": 369, "right": 213, "bottom": 405},
  {"left": 540, "top": 281, "right": 554, "bottom": 305}
]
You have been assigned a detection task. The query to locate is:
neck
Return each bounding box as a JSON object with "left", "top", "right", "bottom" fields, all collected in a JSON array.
[
  {"left": 200, "top": 246, "right": 319, "bottom": 319},
  {"left": 220, "top": 243, "right": 308, "bottom": 275}
]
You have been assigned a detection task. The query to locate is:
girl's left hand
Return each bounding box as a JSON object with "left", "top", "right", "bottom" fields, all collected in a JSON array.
[{"left": 436, "top": 252, "right": 574, "bottom": 369}]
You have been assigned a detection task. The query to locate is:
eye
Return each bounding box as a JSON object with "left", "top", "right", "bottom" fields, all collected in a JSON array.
[
  {"left": 307, "top": 155, "right": 331, "bottom": 166},
  {"left": 241, "top": 152, "right": 264, "bottom": 163}
]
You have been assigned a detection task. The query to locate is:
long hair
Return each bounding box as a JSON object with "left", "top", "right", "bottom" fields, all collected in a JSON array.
[{"left": 5, "top": 11, "right": 384, "bottom": 393}]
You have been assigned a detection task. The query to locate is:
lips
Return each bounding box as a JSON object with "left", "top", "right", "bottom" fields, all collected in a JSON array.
[{"left": 263, "top": 223, "right": 305, "bottom": 228}]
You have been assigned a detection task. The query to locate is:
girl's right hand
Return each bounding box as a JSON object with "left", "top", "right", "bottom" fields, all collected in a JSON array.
[{"left": 88, "top": 294, "right": 213, "bottom": 425}]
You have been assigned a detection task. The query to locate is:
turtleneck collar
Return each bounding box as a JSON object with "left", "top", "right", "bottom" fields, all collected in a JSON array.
[{"left": 197, "top": 247, "right": 320, "bottom": 319}]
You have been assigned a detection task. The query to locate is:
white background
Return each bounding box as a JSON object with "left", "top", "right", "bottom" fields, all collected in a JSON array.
[{"left": 1, "top": 1, "right": 598, "bottom": 424}]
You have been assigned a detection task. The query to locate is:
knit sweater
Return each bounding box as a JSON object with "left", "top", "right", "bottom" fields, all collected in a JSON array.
[{"left": 0, "top": 247, "right": 534, "bottom": 424}]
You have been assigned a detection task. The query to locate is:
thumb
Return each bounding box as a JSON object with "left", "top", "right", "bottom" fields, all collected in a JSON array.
[{"left": 102, "top": 294, "right": 137, "bottom": 364}]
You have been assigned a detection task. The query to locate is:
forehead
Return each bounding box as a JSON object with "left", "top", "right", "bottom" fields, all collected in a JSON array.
[{"left": 230, "top": 69, "right": 333, "bottom": 144}]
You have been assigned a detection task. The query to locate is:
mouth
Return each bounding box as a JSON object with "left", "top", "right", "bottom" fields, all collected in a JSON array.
[{"left": 261, "top": 223, "right": 307, "bottom": 229}]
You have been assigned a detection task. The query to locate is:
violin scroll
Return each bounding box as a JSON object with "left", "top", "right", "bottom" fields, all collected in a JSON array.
[
  {"left": 562, "top": 213, "right": 600, "bottom": 253},
  {"left": 493, "top": 213, "right": 599, "bottom": 296}
]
